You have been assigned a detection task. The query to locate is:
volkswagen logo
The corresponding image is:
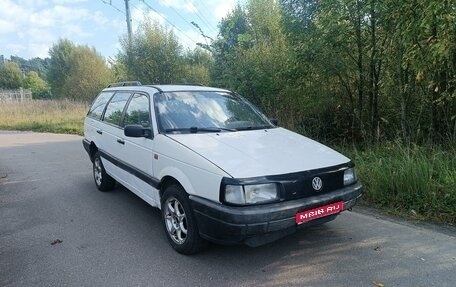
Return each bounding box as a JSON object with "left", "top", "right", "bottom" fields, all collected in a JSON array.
[{"left": 312, "top": 177, "right": 323, "bottom": 191}]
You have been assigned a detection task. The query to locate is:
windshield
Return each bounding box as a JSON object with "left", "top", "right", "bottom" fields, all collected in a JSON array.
[{"left": 154, "top": 91, "right": 273, "bottom": 133}]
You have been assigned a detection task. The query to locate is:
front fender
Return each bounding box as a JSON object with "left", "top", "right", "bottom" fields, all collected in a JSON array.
[
  {"left": 157, "top": 165, "right": 226, "bottom": 203},
  {"left": 158, "top": 166, "right": 197, "bottom": 196}
]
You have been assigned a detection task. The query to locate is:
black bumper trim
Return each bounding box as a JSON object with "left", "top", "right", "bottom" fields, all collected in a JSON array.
[
  {"left": 190, "top": 181, "right": 362, "bottom": 245},
  {"left": 82, "top": 138, "right": 90, "bottom": 154}
]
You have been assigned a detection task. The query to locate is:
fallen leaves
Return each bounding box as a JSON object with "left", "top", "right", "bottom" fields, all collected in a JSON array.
[{"left": 51, "top": 239, "right": 62, "bottom": 245}]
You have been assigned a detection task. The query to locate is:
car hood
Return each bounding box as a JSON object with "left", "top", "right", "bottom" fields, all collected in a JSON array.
[{"left": 166, "top": 127, "right": 350, "bottom": 178}]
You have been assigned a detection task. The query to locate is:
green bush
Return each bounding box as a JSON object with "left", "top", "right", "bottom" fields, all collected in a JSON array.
[{"left": 347, "top": 144, "right": 456, "bottom": 224}]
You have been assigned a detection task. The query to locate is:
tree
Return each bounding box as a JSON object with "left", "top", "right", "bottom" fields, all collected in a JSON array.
[
  {"left": 0, "top": 62, "right": 23, "bottom": 89},
  {"left": 23, "top": 71, "right": 50, "bottom": 98},
  {"left": 211, "top": 4, "right": 251, "bottom": 89},
  {"left": 117, "top": 18, "right": 213, "bottom": 85},
  {"left": 10, "top": 56, "right": 50, "bottom": 78},
  {"left": 211, "top": 1, "right": 292, "bottom": 124},
  {"left": 64, "top": 46, "right": 113, "bottom": 101},
  {"left": 117, "top": 18, "right": 184, "bottom": 84},
  {"left": 48, "top": 39, "right": 75, "bottom": 97},
  {"left": 180, "top": 48, "right": 213, "bottom": 85},
  {"left": 206, "top": 0, "right": 456, "bottom": 145},
  {"left": 382, "top": 0, "right": 456, "bottom": 144},
  {"left": 109, "top": 58, "right": 128, "bottom": 82},
  {"left": 48, "top": 39, "right": 112, "bottom": 101}
]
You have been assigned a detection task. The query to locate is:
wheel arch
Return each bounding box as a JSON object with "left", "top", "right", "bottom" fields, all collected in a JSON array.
[
  {"left": 88, "top": 142, "right": 98, "bottom": 162},
  {"left": 159, "top": 176, "right": 182, "bottom": 200},
  {"left": 158, "top": 168, "right": 196, "bottom": 203}
]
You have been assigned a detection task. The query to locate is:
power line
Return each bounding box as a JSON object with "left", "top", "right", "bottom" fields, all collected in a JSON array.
[
  {"left": 185, "top": 0, "right": 217, "bottom": 35},
  {"left": 168, "top": 3, "right": 198, "bottom": 31},
  {"left": 100, "top": 0, "right": 125, "bottom": 14},
  {"left": 100, "top": 1, "right": 132, "bottom": 42},
  {"left": 101, "top": 0, "right": 202, "bottom": 46},
  {"left": 137, "top": 0, "right": 199, "bottom": 45},
  {"left": 161, "top": 1, "right": 211, "bottom": 46},
  {"left": 194, "top": 0, "right": 219, "bottom": 31}
]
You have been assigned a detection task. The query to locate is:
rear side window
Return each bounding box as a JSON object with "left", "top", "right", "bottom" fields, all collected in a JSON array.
[
  {"left": 88, "top": 91, "right": 114, "bottom": 120},
  {"left": 123, "top": 94, "right": 151, "bottom": 128},
  {"left": 103, "top": 92, "right": 131, "bottom": 126}
]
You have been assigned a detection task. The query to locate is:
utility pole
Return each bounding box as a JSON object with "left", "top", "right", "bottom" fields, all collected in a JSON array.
[
  {"left": 123, "top": 0, "right": 133, "bottom": 75},
  {"left": 124, "top": 0, "right": 132, "bottom": 43}
]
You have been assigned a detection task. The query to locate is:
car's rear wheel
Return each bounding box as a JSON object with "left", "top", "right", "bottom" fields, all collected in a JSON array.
[
  {"left": 161, "top": 184, "right": 206, "bottom": 254},
  {"left": 93, "top": 151, "right": 115, "bottom": 191}
]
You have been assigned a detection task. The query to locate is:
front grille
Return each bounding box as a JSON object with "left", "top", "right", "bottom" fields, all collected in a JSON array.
[{"left": 280, "top": 167, "right": 346, "bottom": 200}]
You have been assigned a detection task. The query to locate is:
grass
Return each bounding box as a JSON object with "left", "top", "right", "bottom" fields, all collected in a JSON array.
[
  {"left": 1, "top": 100, "right": 454, "bottom": 225},
  {"left": 0, "top": 100, "right": 87, "bottom": 135},
  {"left": 345, "top": 144, "right": 456, "bottom": 225}
]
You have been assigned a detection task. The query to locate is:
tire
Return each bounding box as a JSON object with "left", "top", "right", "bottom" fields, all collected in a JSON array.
[
  {"left": 93, "top": 151, "right": 116, "bottom": 191},
  {"left": 161, "top": 184, "right": 206, "bottom": 254}
]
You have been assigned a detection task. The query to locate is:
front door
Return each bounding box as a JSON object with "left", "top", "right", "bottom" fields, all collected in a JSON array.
[{"left": 120, "top": 93, "right": 159, "bottom": 207}]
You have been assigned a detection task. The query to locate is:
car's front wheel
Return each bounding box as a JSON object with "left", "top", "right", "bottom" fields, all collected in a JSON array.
[
  {"left": 93, "top": 151, "right": 115, "bottom": 191},
  {"left": 161, "top": 184, "right": 206, "bottom": 254}
]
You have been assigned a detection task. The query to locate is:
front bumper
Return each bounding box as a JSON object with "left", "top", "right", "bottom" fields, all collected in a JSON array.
[{"left": 190, "top": 181, "right": 362, "bottom": 246}]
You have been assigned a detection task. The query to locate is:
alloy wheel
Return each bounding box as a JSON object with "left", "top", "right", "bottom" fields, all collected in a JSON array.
[{"left": 164, "top": 197, "right": 188, "bottom": 245}]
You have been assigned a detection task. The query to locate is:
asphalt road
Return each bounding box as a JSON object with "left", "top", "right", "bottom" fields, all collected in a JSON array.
[{"left": 0, "top": 131, "right": 455, "bottom": 287}]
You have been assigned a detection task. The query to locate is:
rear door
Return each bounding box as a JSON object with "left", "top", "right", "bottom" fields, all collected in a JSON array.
[
  {"left": 84, "top": 91, "right": 115, "bottom": 147},
  {"left": 99, "top": 91, "right": 132, "bottom": 183}
]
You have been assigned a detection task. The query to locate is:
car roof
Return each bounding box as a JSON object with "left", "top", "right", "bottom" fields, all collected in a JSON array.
[
  {"left": 103, "top": 84, "right": 231, "bottom": 94},
  {"left": 147, "top": 85, "right": 231, "bottom": 93}
]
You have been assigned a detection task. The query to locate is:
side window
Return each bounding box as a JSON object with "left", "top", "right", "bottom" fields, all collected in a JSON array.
[
  {"left": 88, "top": 91, "right": 114, "bottom": 120},
  {"left": 123, "top": 94, "right": 151, "bottom": 128},
  {"left": 103, "top": 92, "right": 131, "bottom": 126}
]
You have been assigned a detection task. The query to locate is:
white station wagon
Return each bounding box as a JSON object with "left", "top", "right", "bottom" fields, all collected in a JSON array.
[{"left": 83, "top": 82, "right": 363, "bottom": 254}]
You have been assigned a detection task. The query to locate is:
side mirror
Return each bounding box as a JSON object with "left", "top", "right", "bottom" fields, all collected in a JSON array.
[
  {"left": 270, "top": 118, "right": 278, "bottom": 126},
  {"left": 124, "top": 125, "right": 152, "bottom": 138}
]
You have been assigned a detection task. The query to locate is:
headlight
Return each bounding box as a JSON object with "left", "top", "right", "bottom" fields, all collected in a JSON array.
[
  {"left": 224, "top": 185, "right": 244, "bottom": 204},
  {"left": 343, "top": 168, "right": 357, "bottom": 186},
  {"left": 224, "top": 183, "right": 279, "bottom": 205}
]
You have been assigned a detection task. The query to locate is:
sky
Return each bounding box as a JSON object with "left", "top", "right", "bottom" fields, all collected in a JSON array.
[{"left": 0, "top": 0, "right": 241, "bottom": 60}]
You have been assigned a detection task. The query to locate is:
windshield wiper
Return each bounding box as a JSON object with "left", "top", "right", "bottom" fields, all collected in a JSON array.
[
  {"left": 235, "top": 124, "right": 274, "bottom": 131},
  {"left": 209, "top": 126, "right": 237, "bottom": 132},
  {"left": 165, "top": 126, "right": 236, "bottom": 133}
]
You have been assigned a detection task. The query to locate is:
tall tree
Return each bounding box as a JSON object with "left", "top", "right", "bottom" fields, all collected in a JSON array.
[
  {"left": 383, "top": 0, "right": 456, "bottom": 143},
  {"left": 48, "top": 39, "right": 112, "bottom": 101},
  {"left": 210, "top": 0, "right": 456, "bottom": 145},
  {"left": 211, "top": 4, "right": 251, "bottom": 89},
  {"left": 212, "top": 1, "right": 292, "bottom": 123},
  {"left": 117, "top": 18, "right": 183, "bottom": 84},
  {"left": 64, "top": 46, "right": 113, "bottom": 101},
  {"left": 48, "top": 39, "right": 75, "bottom": 97},
  {"left": 0, "top": 62, "right": 23, "bottom": 89}
]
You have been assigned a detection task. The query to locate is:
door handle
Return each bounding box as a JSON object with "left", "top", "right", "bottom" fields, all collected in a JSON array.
[
  {"left": 117, "top": 139, "right": 125, "bottom": 145},
  {"left": 96, "top": 130, "right": 102, "bottom": 135}
]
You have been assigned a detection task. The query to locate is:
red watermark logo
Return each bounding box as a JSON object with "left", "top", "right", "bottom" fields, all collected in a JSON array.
[{"left": 295, "top": 201, "right": 344, "bottom": 224}]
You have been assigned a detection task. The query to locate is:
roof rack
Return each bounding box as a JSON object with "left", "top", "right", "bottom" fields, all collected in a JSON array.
[
  {"left": 172, "top": 83, "right": 205, "bottom": 86},
  {"left": 146, "top": 83, "right": 206, "bottom": 93},
  {"left": 107, "top": 81, "right": 142, "bottom": 88},
  {"left": 148, "top": 85, "right": 163, "bottom": 93}
]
